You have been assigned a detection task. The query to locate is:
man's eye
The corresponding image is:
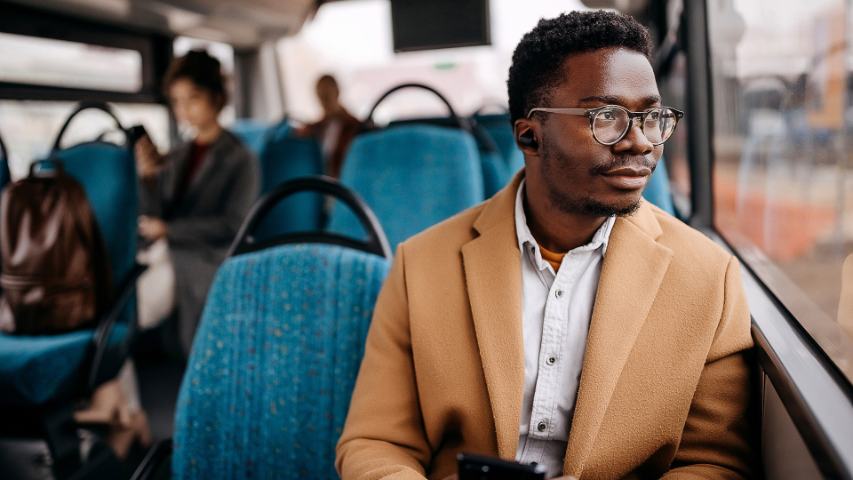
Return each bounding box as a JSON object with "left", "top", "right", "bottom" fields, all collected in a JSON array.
[
  {"left": 601, "top": 110, "right": 617, "bottom": 121},
  {"left": 647, "top": 110, "right": 661, "bottom": 120}
]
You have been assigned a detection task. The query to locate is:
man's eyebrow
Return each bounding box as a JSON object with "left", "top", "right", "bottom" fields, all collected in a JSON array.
[{"left": 578, "top": 95, "right": 662, "bottom": 106}]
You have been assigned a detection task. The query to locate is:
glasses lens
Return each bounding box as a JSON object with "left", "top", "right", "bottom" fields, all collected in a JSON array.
[
  {"left": 643, "top": 107, "right": 679, "bottom": 145},
  {"left": 592, "top": 107, "right": 629, "bottom": 144}
]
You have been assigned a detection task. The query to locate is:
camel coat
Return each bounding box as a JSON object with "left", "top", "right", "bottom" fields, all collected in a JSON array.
[{"left": 337, "top": 172, "right": 756, "bottom": 479}]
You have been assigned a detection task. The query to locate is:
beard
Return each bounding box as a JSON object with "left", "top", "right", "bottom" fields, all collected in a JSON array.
[{"left": 540, "top": 138, "right": 653, "bottom": 217}]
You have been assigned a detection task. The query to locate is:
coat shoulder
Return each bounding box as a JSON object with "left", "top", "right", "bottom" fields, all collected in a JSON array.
[
  {"left": 644, "top": 203, "right": 733, "bottom": 282},
  {"left": 399, "top": 201, "right": 487, "bottom": 256}
]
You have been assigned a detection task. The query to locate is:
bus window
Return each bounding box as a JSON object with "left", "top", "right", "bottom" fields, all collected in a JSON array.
[
  {"left": 277, "top": 0, "right": 588, "bottom": 121},
  {"left": 658, "top": 50, "right": 691, "bottom": 218},
  {"left": 0, "top": 32, "right": 143, "bottom": 92},
  {"left": 707, "top": 0, "right": 853, "bottom": 382},
  {"left": 0, "top": 101, "right": 170, "bottom": 178}
]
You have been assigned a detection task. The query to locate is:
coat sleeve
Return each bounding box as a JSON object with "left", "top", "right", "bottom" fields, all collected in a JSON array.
[
  {"left": 661, "top": 256, "right": 757, "bottom": 479},
  {"left": 336, "top": 243, "right": 433, "bottom": 480},
  {"left": 166, "top": 151, "right": 259, "bottom": 247}
]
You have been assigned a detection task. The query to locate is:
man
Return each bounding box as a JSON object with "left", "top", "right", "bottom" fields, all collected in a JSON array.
[
  {"left": 296, "top": 74, "right": 361, "bottom": 178},
  {"left": 337, "top": 11, "right": 755, "bottom": 480}
]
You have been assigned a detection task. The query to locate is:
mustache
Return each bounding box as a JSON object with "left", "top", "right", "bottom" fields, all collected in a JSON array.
[{"left": 589, "top": 155, "right": 657, "bottom": 176}]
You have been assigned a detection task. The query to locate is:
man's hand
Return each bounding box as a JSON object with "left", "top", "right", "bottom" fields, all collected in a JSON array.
[{"left": 139, "top": 216, "right": 168, "bottom": 241}]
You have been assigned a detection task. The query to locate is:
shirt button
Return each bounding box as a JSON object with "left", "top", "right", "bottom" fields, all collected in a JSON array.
[
  {"left": 554, "top": 289, "right": 563, "bottom": 299},
  {"left": 537, "top": 421, "right": 547, "bottom": 432},
  {"left": 546, "top": 356, "right": 557, "bottom": 365}
]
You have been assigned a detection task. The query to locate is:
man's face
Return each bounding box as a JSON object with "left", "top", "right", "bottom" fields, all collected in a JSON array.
[
  {"left": 316, "top": 79, "right": 340, "bottom": 113},
  {"left": 526, "top": 47, "right": 664, "bottom": 217}
]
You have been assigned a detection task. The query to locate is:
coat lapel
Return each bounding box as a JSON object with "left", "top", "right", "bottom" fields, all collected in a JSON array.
[
  {"left": 165, "top": 141, "right": 192, "bottom": 202},
  {"left": 461, "top": 173, "right": 526, "bottom": 459},
  {"left": 563, "top": 203, "right": 673, "bottom": 477}
]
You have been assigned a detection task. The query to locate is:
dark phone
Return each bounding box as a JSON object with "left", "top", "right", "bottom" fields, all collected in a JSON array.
[
  {"left": 128, "top": 125, "right": 149, "bottom": 144},
  {"left": 457, "top": 453, "right": 547, "bottom": 480}
]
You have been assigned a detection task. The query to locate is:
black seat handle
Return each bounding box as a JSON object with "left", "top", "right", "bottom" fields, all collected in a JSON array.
[
  {"left": 365, "top": 83, "right": 469, "bottom": 132},
  {"left": 51, "top": 101, "right": 128, "bottom": 152},
  {"left": 228, "top": 176, "right": 392, "bottom": 259}
]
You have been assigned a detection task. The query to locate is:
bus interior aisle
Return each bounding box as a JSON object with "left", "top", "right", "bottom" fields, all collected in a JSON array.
[{"left": 0, "top": 0, "right": 851, "bottom": 479}]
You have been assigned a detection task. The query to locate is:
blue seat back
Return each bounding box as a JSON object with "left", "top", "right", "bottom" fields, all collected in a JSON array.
[
  {"left": 474, "top": 113, "right": 524, "bottom": 175},
  {"left": 173, "top": 243, "right": 390, "bottom": 479},
  {"left": 643, "top": 159, "right": 675, "bottom": 215},
  {"left": 53, "top": 142, "right": 138, "bottom": 286},
  {"left": 480, "top": 148, "right": 510, "bottom": 197},
  {"left": 0, "top": 141, "right": 138, "bottom": 407},
  {"left": 254, "top": 124, "right": 325, "bottom": 240},
  {"left": 230, "top": 119, "right": 272, "bottom": 156},
  {"left": 328, "top": 125, "right": 483, "bottom": 250}
]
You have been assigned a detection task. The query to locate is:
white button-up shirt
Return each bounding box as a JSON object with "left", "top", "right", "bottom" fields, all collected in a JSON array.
[{"left": 513, "top": 180, "right": 615, "bottom": 477}]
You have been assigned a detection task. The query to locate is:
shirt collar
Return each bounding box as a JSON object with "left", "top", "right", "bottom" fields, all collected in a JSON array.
[{"left": 514, "top": 179, "right": 615, "bottom": 272}]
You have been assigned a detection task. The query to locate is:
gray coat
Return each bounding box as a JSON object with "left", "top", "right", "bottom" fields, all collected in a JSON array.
[{"left": 139, "top": 130, "right": 259, "bottom": 354}]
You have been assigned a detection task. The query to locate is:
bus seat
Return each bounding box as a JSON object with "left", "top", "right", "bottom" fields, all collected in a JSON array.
[
  {"left": 254, "top": 122, "right": 325, "bottom": 241},
  {"left": 328, "top": 124, "right": 483, "bottom": 250},
  {"left": 0, "top": 324, "right": 128, "bottom": 406},
  {"left": 170, "top": 177, "right": 390, "bottom": 480},
  {"left": 643, "top": 158, "right": 675, "bottom": 215},
  {"left": 474, "top": 112, "right": 525, "bottom": 175},
  {"left": 0, "top": 102, "right": 141, "bottom": 408},
  {"left": 480, "top": 148, "right": 510, "bottom": 197},
  {"left": 389, "top": 116, "right": 509, "bottom": 198},
  {"left": 229, "top": 119, "right": 272, "bottom": 156}
]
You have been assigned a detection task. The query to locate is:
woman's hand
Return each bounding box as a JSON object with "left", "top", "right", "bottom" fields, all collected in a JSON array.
[
  {"left": 139, "top": 216, "right": 168, "bottom": 241},
  {"left": 134, "top": 134, "right": 163, "bottom": 179}
]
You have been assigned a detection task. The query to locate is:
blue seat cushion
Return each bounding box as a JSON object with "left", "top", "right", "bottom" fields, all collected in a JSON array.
[
  {"left": 173, "top": 244, "right": 389, "bottom": 480},
  {"left": 0, "top": 323, "right": 127, "bottom": 406}
]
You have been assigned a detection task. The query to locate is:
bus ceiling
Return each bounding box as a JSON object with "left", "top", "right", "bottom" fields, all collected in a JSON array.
[{"left": 1, "top": 0, "right": 318, "bottom": 49}]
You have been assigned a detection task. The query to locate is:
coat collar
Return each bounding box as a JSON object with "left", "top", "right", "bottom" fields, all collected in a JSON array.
[
  {"left": 169, "top": 130, "right": 234, "bottom": 203},
  {"left": 462, "top": 170, "right": 673, "bottom": 473}
]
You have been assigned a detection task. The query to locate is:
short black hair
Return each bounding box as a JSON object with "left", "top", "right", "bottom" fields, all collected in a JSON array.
[
  {"left": 164, "top": 49, "right": 228, "bottom": 111},
  {"left": 507, "top": 10, "right": 653, "bottom": 124}
]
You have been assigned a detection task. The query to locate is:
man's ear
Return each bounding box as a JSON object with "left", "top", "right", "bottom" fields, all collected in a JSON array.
[{"left": 514, "top": 119, "right": 541, "bottom": 155}]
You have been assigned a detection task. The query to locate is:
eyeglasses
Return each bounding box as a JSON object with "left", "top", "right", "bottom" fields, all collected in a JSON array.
[{"left": 526, "top": 105, "right": 684, "bottom": 146}]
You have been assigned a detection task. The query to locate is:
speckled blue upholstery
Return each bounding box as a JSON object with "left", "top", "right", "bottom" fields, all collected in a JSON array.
[
  {"left": 643, "top": 159, "right": 675, "bottom": 215},
  {"left": 254, "top": 123, "right": 325, "bottom": 241},
  {"left": 0, "top": 142, "right": 137, "bottom": 406},
  {"left": 173, "top": 243, "right": 389, "bottom": 480},
  {"left": 328, "top": 125, "right": 483, "bottom": 250}
]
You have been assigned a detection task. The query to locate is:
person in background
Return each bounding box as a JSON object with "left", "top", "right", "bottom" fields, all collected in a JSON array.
[
  {"left": 297, "top": 74, "right": 361, "bottom": 178},
  {"left": 134, "top": 49, "right": 259, "bottom": 355}
]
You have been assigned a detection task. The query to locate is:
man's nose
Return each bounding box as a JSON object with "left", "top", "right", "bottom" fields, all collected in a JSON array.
[{"left": 614, "top": 117, "right": 654, "bottom": 155}]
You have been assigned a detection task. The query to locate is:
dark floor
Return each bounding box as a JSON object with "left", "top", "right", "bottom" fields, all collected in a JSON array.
[{"left": 135, "top": 355, "right": 185, "bottom": 442}]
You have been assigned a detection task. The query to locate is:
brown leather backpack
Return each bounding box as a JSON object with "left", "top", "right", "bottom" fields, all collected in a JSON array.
[{"left": 0, "top": 161, "right": 113, "bottom": 334}]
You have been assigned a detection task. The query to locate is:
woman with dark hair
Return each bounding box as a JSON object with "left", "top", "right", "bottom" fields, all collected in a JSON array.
[{"left": 134, "top": 49, "right": 259, "bottom": 355}]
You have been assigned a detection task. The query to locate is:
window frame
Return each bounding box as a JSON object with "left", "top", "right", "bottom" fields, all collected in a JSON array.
[
  {"left": 0, "top": 3, "right": 173, "bottom": 104},
  {"left": 685, "top": 0, "right": 853, "bottom": 476}
]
